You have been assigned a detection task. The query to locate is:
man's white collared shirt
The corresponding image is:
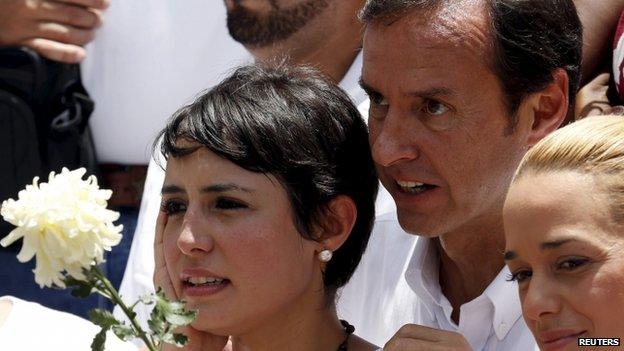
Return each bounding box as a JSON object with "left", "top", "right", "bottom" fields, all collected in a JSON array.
[{"left": 337, "top": 212, "right": 538, "bottom": 350}]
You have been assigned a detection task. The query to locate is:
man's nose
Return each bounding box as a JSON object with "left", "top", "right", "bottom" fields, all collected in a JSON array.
[
  {"left": 176, "top": 208, "right": 214, "bottom": 256},
  {"left": 369, "top": 109, "right": 420, "bottom": 167}
]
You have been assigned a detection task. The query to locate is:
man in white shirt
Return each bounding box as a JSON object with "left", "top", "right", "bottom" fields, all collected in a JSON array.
[{"left": 337, "top": 0, "right": 622, "bottom": 350}]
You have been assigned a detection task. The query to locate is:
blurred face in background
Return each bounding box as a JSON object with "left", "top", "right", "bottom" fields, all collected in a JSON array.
[
  {"left": 504, "top": 171, "right": 624, "bottom": 350},
  {"left": 224, "top": 0, "right": 330, "bottom": 47}
]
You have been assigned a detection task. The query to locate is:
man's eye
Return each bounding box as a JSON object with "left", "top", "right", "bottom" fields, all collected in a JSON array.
[
  {"left": 423, "top": 99, "right": 450, "bottom": 115},
  {"left": 161, "top": 200, "right": 187, "bottom": 215},
  {"left": 215, "top": 198, "right": 247, "bottom": 210},
  {"left": 369, "top": 92, "right": 389, "bottom": 107},
  {"left": 557, "top": 257, "right": 589, "bottom": 271},
  {"left": 507, "top": 269, "right": 532, "bottom": 283}
]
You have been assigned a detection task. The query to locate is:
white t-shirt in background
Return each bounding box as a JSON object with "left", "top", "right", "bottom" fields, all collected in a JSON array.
[{"left": 82, "top": 0, "right": 249, "bottom": 165}]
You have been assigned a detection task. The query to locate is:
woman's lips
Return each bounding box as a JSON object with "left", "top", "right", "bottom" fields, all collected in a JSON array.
[
  {"left": 183, "top": 279, "right": 230, "bottom": 298},
  {"left": 180, "top": 268, "right": 230, "bottom": 298}
]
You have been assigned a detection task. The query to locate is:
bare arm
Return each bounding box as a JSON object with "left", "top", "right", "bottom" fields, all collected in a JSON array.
[{"left": 575, "top": 0, "right": 624, "bottom": 81}]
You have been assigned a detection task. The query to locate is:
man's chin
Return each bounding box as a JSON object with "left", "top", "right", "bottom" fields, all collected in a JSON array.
[{"left": 396, "top": 210, "right": 446, "bottom": 238}]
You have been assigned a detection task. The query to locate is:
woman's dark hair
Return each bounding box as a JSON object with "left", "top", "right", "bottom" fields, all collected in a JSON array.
[{"left": 156, "top": 63, "right": 378, "bottom": 296}]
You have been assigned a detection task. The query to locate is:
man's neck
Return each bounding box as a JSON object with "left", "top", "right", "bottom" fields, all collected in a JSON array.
[{"left": 436, "top": 215, "right": 507, "bottom": 324}]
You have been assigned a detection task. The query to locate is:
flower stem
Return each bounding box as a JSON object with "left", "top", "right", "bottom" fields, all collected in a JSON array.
[{"left": 91, "top": 266, "right": 158, "bottom": 351}]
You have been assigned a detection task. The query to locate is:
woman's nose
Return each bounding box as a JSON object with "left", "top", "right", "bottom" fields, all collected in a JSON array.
[
  {"left": 521, "top": 274, "right": 563, "bottom": 323},
  {"left": 176, "top": 208, "right": 214, "bottom": 256}
]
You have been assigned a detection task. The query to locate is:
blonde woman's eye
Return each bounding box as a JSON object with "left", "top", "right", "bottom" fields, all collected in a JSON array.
[
  {"left": 215, "top": 198, "right": 248, "bottom": 210},
  {"left": 506, "top": 269, "right": 532, "bottom": 283},
  {"left": 557, "top": 257, "right": 589, "bottom": 271},
  {"left": 424, "top": 99, "right": 450, "bottom": 116}
]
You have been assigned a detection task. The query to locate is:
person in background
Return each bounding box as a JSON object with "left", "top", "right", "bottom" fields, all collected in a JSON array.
[
  {"left": 504, "top": 115, "right": 624, "bottom": 350},
  {"left": 0, "top": 0, "right": 110, "bottom": 318},
  {"left": 574, "top": 9, "right": 624, "bottom": 120}
]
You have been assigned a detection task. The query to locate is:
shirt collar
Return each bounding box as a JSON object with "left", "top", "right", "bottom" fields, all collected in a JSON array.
[
  {"left": 404, "top": 238, "right": 523, "bottom": 340},
  {"left": 483, "top": 265, "right": 524, "bottom": 340},
  {"left": 404, "top": 237, "right": 442, "bottom": 319}
]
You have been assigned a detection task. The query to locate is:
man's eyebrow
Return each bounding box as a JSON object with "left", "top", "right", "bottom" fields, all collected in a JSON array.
[
  {"left": 358, "top": 78, "right": 455, "bottom": 99},
  {"left": 161, "top": 183, "right": 253, "bottom": 195},
  {"left": 408, "top": 87, "right": 456, "bottom": 98}
]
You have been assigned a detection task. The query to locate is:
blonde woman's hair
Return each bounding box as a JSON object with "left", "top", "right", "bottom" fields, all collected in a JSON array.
[{"left": 514, "top": 115, "right": 624, "bottom": 222}]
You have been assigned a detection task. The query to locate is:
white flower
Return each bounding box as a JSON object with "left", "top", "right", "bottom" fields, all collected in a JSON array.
[{"left": 0, "top": 168, "right": 123, "bottom": 288}]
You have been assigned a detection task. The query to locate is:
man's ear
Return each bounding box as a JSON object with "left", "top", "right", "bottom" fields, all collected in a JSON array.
[
  {"left": 525, "top": 68, "right": 569, "bottom": 147},
  {"left": 315, "top": 195, "right": 357, "bottom": 252}
]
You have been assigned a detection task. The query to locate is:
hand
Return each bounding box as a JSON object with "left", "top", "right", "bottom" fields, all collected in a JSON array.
[
  {"left": 154, "top": 211, "right": 230, "bottom": 351},
  {"left": 384, "top": 324, "right": 473, "bottom": 351},
  {"left": 574, "top": 73, "right": 611, "bottom": 120},
  {"left": 153, "top": 210, "right": 176, "bottom": 298},
  {"left": 0, "top": 0, "right": 110, "bottom": 63}
]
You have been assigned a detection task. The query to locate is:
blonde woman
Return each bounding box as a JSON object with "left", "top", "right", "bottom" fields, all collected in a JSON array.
[{"left": 503, "top": 115, "right": 624, "bottom": 350}]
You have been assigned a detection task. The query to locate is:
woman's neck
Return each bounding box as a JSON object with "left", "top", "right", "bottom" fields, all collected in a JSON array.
[{"left": 230, "top": 301, "right": 347, "bottom": 351}]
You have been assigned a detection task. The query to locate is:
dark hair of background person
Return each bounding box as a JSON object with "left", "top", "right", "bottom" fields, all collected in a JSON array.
[
  {"left": 360, "top": 0, "right": 583, "bottom": 127},
  {"left": 155, "top": 63, "right": 379, "bottom": 298}
]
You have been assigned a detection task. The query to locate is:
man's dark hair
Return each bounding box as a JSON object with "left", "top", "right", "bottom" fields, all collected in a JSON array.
[
  {"left": 360, "top": 0, "right": 583, "bottom": 121},
  {"left": 156, "top": 63, "right": 378, "bottom": 297}
]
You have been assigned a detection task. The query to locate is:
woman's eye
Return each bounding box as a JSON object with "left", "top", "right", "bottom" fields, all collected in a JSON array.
[
  {"left": 557, "top": 257, "right": 589, "bottom": 271},
  {"left": 215, "top": 198, "right": 247, "bottom": 210},
  {"left": 161, "top": 200, "right": 187, "bottom": 215},
  {"left": 507, "top": 269, "right": 532, "bottom": 283},
  {"left": 423, "top": 99, "right": 450, "bottom": 116}
]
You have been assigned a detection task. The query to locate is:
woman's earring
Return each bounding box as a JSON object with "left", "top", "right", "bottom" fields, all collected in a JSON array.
[{"left": 318, "top": 249, "right": 333, "bottom": 262}]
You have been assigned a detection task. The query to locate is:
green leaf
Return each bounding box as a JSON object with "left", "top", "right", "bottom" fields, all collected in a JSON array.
[
  {"left": 89, "top": 309, "right": 120, "bottom": 329},
  {"left": 172, "top": 333, "right": 189, "bottom": 347},
  {"left": 64, "top": 276, "right": 94, "bottom": 298},
  {"left": 153, "top": 292, "right": 197, "bottom": 327},
  {"left": 146, "top": 290, "right": 196, "bottom": 347},
  {"left": 111, "top": 324, "right": 136, "bottom": 341},
  {"left": 91, "top": 327, "right": 108, "bottom": 351},
  {"left": 148, "top": 312, "right": 167, "bottom": 335}
]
